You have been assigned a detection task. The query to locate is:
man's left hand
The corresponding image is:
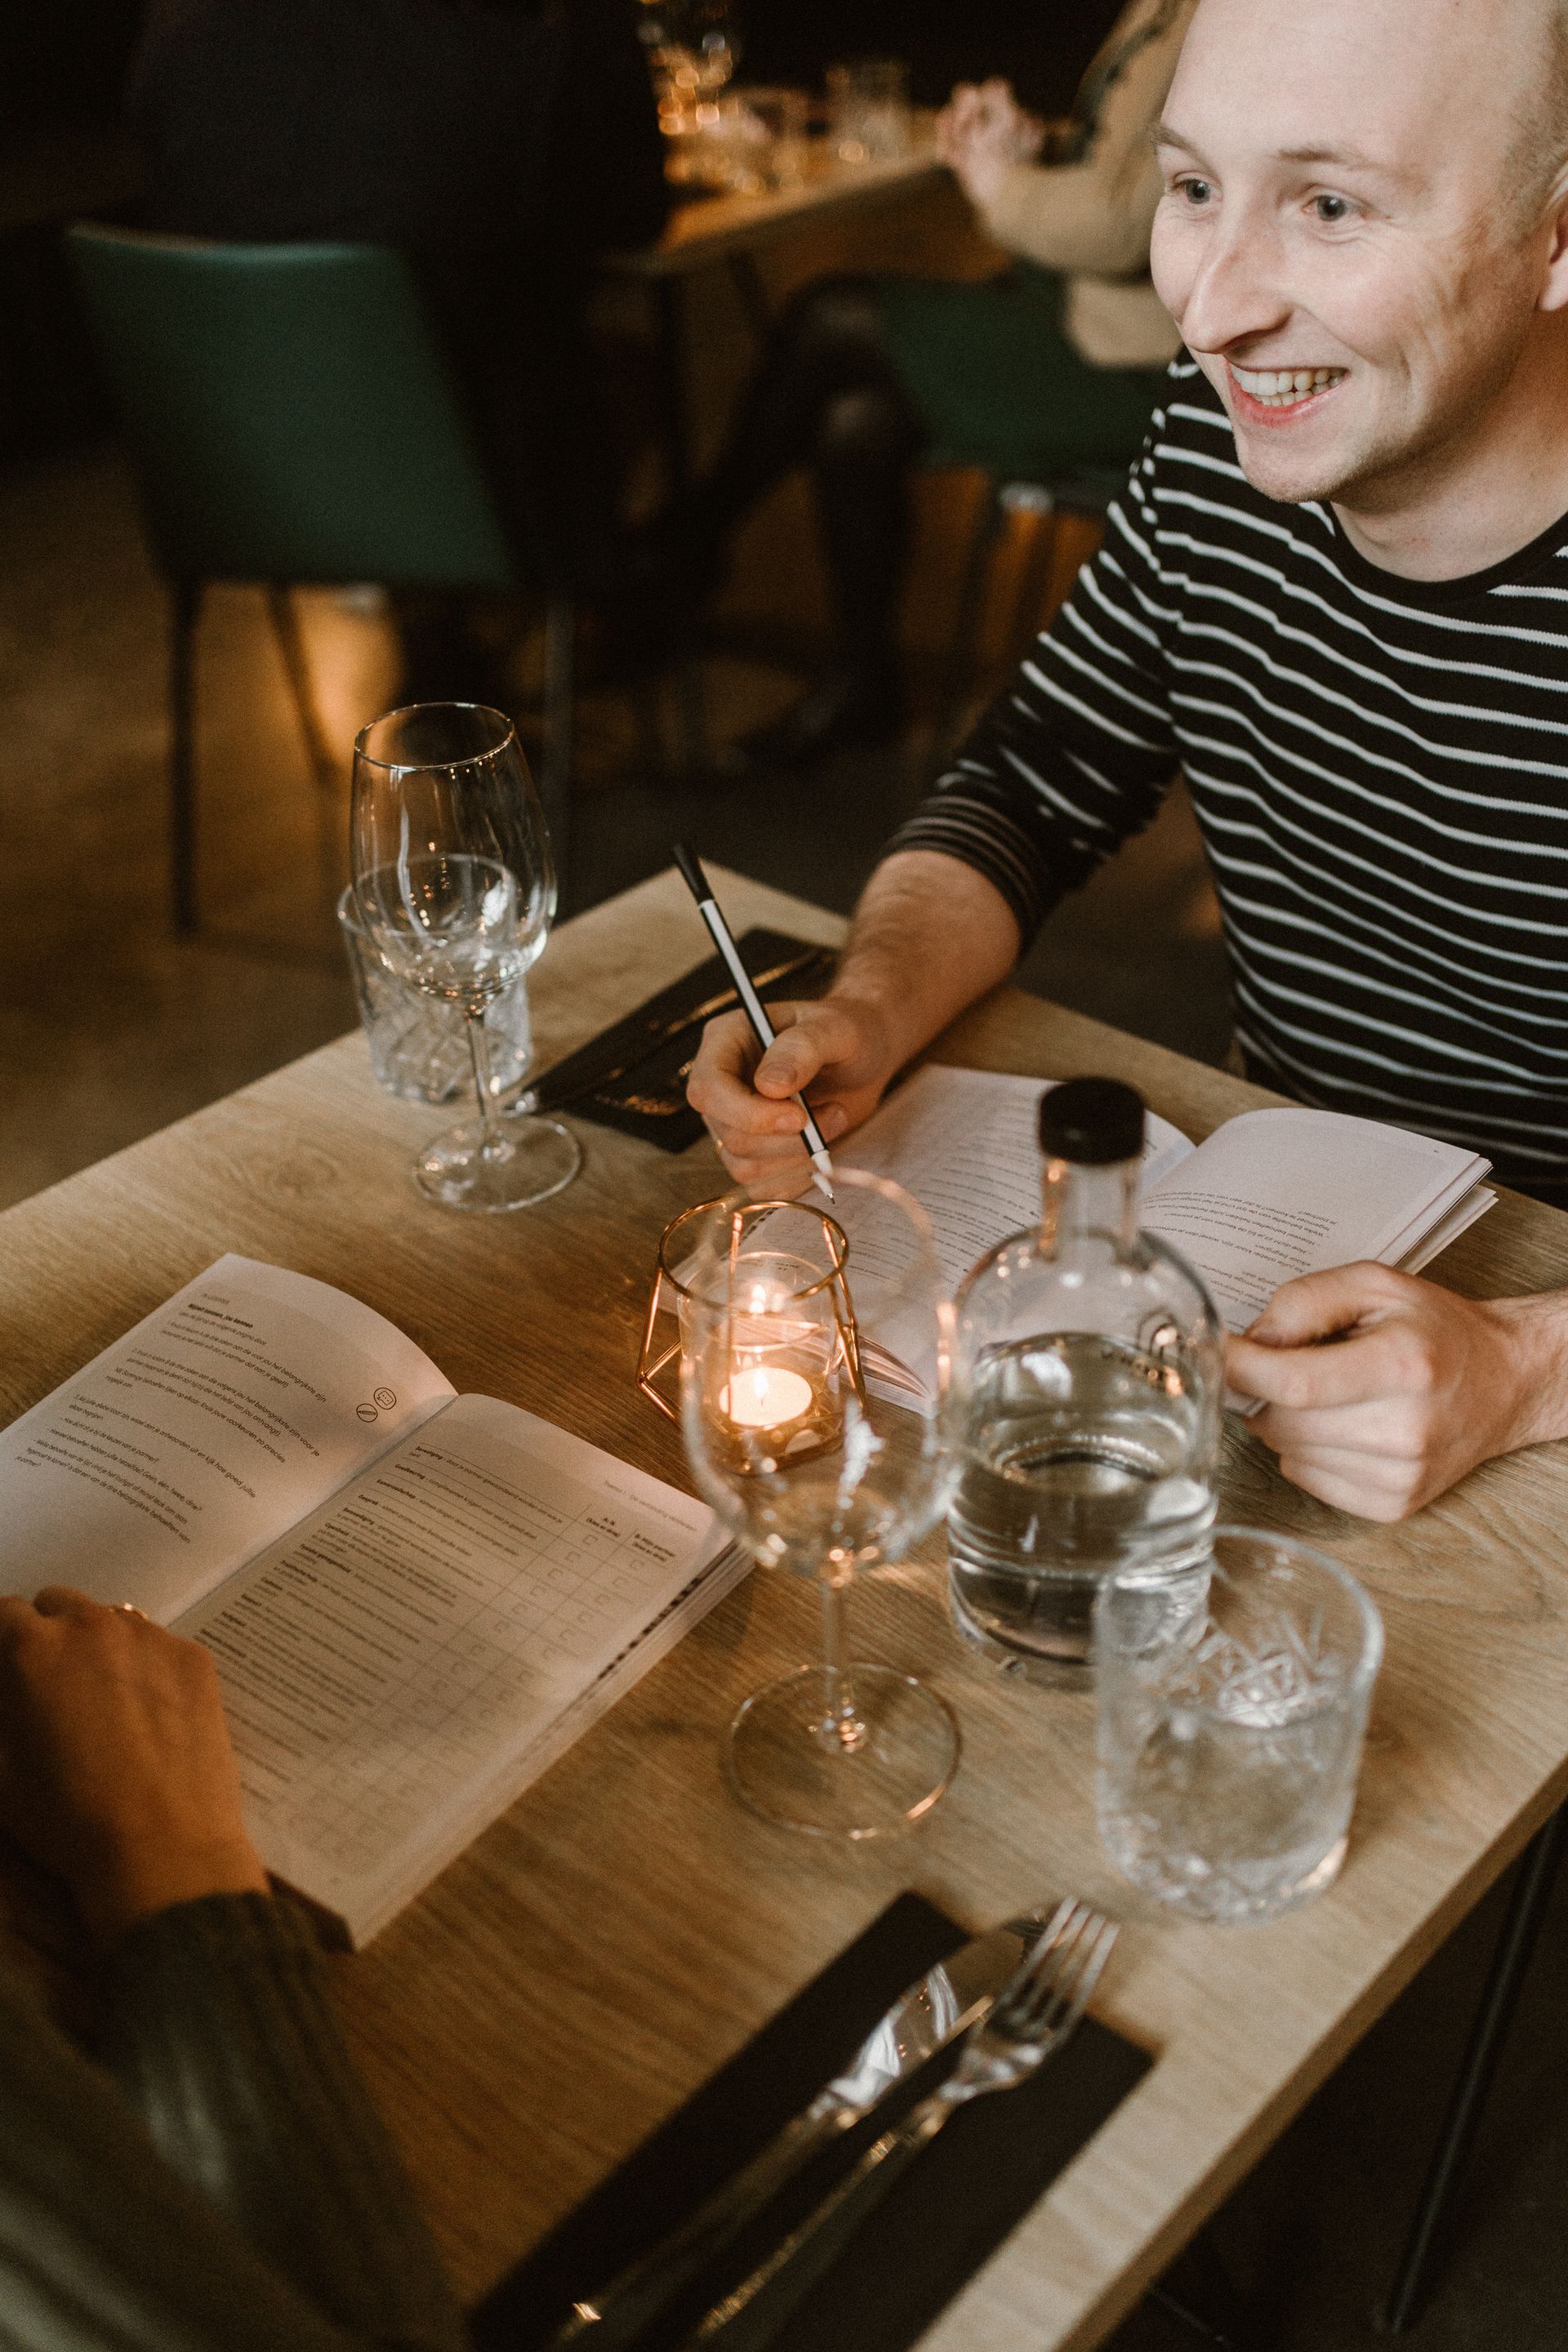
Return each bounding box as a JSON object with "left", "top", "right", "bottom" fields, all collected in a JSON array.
[{"left": 1227, "top": 1263, "right": 1568, "bottom": 1521}]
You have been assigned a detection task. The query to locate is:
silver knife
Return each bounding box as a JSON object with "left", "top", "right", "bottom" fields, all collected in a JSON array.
[{"left": 545, "top": 1908, "right": 1055, "bottom": 2352}]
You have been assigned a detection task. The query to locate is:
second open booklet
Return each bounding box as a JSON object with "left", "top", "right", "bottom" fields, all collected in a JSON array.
[
  {"left": 0, "top": 1257, "right": 746, "bottom": 1945},
  {"left": 832, "top": 1064, "right": 1494, "bottom": 1393}
]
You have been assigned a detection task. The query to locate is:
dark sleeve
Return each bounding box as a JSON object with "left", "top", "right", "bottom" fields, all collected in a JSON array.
[
  {"left": 0, "top": 1901, "right": 466, "bottom": 2351},
  {"left": 91, "top": 1891, "right": 466, "bottom": 2352},
  {"left": 882, "top": 399, "right": 1183, "bottom": 949},
  {"left": 548, "top": 0, "right": 670, "bottom": 254}
]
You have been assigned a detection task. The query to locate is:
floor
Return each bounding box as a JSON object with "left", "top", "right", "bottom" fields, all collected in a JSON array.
[{"left": 2, "top": 377, "right": 1564, "bottom": 2352}]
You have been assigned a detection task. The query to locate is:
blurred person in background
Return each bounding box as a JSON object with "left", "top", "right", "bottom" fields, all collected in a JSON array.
[
  {"left": 0, "top": 1587, "right": 466, "bottom": 2349},
  {"left": 657, "top": 0, "right": 1196, "bottom": 769},
  {"left": 129, "top": 0, "right": 670, "bottom": 706}
]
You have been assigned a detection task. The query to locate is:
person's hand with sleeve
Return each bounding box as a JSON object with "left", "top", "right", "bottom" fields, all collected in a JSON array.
[
  {"left": 0, "top": 1588, "right": 268, "bottom": 1942},
  {"left": 1227, "top": 1263, "right": 1568, "bottom": 1520},
  {"left": 938, "top": 78, "right": 1047, "bottom": 212},
  {"left": 685, "top": 852, "right": 1025, "bottom": 1193}
]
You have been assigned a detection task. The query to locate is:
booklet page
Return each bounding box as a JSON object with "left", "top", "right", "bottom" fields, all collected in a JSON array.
[
  {"left": 1143, "top": 1109, "right": 1487, "bottom": 1330},
  {"left": 0, "top": 1256, "right": 454, "bottom": 1622},
  {"left": 839, "top": 1064, "right": 1192, "bottom": 1296},
  {"left": 174, "top": 1394, "right": 724, "bottom": 1933}
]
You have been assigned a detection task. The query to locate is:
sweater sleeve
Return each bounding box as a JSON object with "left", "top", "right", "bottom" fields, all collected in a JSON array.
[
  {"left": 94, "top": 1891, "right": 466, "bottom": 2352},
  {"left": 883, "top": 390, "right": 1183, "bottom": 947},
  {"left": 0, "top": 1895, "right": 465, "bottom": 2352},
  {"left": 968, "top": 0, "right": 1196, "bottom": 279}
]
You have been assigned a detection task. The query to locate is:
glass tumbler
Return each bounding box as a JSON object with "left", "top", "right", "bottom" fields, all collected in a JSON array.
[
  {"left": 337, "top": 885, "right": 533, "bottom": 1104},
  {"left": 826, "top": 58, "right": 911, "bottom": 163},
  {"left": 1094, "top": 1526, "right": 1383, "bottom": 1924}
]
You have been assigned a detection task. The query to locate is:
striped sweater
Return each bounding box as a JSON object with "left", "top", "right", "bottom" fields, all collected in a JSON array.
[{"left": 893, "top": 356, "right": 1568, "bottom": 1206}]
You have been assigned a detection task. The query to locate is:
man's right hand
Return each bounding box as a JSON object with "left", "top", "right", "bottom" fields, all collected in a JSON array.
[{"left": 686, "top": 996, "right": 898, "bottom": 1192}]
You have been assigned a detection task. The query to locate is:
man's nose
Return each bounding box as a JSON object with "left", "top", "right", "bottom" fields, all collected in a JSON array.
[{"left": 1174, "top": 212, "right": 1291, "bottom": 356}]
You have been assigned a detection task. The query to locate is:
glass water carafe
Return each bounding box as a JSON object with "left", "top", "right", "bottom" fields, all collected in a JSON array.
[{"left": 947, "top": 1077, "right": 1223, "bottom": 1686}]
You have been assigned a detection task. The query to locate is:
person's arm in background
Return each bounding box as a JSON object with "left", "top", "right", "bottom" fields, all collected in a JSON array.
[
  {"left": 0, "top": 1592, "right": 466, "bottom": 2352},
  {"left": 688, "top": 406, "right": 1186, "bottom": 1186},
  {"left": 940, "top": 0, "right": 1198, "bottom": 278}
]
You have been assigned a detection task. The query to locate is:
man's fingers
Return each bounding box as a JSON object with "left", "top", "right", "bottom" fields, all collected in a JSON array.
[
  {"left": 1245, "top": 1261, "right": 1403, "bottom": 1348},
  {"left": 1228, "top": 1323, "right": 1409, "bottom": 1412},
  {"left": 32, "top": 1588, "right": 105, "bottom": 1622}
]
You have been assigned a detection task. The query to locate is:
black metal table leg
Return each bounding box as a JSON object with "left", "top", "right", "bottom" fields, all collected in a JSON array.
[{"left": 1383, "top": 1798, "right": 1568, "bottom": 2332}]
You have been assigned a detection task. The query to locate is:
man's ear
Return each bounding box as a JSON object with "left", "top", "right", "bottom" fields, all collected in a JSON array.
[{"left": 1537, "top": 168, "right": 1568, "bottom": 311}]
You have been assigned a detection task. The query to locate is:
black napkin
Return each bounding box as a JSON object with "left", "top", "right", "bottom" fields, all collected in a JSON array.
[
  {"left": 531, "top": 929, "right": 837, "bottom": 1154},
  {"left": 472, "top": 1892, "right": 1152, "bottom": 2352}
]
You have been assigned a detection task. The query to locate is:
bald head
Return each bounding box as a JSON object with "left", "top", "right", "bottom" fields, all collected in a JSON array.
[{"left": 1152, "top": 0, "right": 1568, "bottom": 537}]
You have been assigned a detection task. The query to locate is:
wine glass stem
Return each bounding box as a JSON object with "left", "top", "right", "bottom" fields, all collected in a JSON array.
[
  {"left": 817, "top": 1579, "right": 868, "bottom": 1754},
  {"left": 466, "top": 1012, "right": 505, "bottom": 1160}
]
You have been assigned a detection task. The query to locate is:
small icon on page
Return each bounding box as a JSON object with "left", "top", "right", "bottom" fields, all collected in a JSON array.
[
  {"left": 356, "top": 1402, "right": 378, "bottom": 1422},
  {"left": 373, "top": 1387, "right": 398, "bottom": 1410}
]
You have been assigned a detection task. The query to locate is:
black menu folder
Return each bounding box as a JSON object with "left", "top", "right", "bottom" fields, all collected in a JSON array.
[
  {"left": 532, "top": 928, "right": 837, "bottom": 1154},
  {"left": 472, "top": 1893, "right": 1152, "bottom": 2352}
]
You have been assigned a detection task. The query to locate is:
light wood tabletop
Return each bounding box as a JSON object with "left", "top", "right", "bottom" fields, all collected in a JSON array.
[
  {"left": 4, "top": 864, "right": 1568, "bottom": 2351},
  {"left": 604, "top": 122, "right": 945, "bottom": 278}
]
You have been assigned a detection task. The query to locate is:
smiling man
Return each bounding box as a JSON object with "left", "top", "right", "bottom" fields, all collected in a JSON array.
[{"left": 688, "top": 0, "right": 1568, "bottom": 1523}]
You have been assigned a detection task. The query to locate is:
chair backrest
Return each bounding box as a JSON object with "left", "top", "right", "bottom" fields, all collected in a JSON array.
[{"left": 67, "top": 226, "right": 517, "bottom": 591}]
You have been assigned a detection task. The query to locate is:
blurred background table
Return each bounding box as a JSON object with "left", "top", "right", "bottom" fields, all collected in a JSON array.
[
  {"left": 604, "top": 117, "right": 943, "bottom": 491},
  {"left": 4, "top": 865, "right": 1568, "bottom": 2348}
]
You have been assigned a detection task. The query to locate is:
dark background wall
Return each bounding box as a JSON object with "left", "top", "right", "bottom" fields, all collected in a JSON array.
[{"left": 0, "top": 1, "right": 1125, "bottom": 130}]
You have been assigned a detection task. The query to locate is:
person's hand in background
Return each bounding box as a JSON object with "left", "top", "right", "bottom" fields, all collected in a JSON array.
[
  {"left": 938, "top": 78, "right": 1047, "bottom": 211},
  {"left": 0, "top": 1589, "right": 268, "bottom": 1942}
]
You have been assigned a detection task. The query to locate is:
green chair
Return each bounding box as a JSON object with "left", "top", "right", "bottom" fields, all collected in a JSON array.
[{"left": 67, "top": 225, "right": 577, "bottom": 932}]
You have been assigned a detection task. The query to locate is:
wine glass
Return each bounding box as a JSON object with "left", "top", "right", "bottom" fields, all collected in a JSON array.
[
  {"left": 350, "top": 703, "right": 582, "bottom": 1213},
  {"left": 679, "top": 1171, "right": 960, "bottom": 1838}
]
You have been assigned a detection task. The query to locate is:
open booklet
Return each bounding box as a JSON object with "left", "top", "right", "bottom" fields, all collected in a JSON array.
[
  {"left": 0, "top": 1258, "right": 745, "bottom": 1945},
  {"left": 832, "top": 1065, "right": 1494, "bottom": 1395}
]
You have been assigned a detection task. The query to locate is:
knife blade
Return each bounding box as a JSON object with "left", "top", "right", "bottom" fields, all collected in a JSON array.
[
  {"left": 545, "top": 1908, "right": 1054, "bottom": 2352},
  {"left": 519, "top": 946, "right": 832, "bottom": 1117}
]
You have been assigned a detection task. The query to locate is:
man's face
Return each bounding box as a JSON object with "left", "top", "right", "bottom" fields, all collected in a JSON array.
[{"left": 1151, "top": 0, "right": 1559, "bottom": 511}]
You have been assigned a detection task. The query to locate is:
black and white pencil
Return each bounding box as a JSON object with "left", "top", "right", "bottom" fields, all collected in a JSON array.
[{"left": 671, "top": 842, "right": 836, "bottom": 1201}]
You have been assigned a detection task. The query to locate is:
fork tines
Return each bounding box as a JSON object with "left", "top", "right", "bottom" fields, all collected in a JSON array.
[{"left": 995, "top": 1900, "right": 1119, "bottom": 2040}]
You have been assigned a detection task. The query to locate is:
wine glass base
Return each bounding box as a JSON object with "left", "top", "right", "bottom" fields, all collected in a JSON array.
[
  {"left": 413, "top": 1111, "right": 582, "bottom": 1213},
  {"left": 725, "top": 1664, "right": 960, "bottom": 1838}
]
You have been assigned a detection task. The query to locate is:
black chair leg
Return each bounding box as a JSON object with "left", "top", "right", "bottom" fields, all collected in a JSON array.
[
  {"left": 932, "top": 474, "right": 1004, "bottom": 763},
  {"left": 541, "top": 595, "right": 575, "bottom": 899},
  {"left": 168, "top": 577, "right": 202, "bottom": 936},
  {"left": 1383, "top": 1799, "right": 1568, "bottom": 2332}
]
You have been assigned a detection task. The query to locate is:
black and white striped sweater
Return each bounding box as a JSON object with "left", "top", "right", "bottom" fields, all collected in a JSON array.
[{"left": 892, "top": 356, "right": 1568, "bottom": 1204}]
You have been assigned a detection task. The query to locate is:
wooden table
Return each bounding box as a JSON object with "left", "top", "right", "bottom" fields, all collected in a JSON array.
[
  {"left": 5, "top": 864, "right": 1568, "bottom": 2350},
  {"left": 602, "top": 122, "right": 944, "bottom": 489}
]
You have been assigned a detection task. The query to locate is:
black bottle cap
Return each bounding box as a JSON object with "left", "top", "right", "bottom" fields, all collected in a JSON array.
[{"left": 1038, "top": 1077, "right": 1145, "bottom": 1165}]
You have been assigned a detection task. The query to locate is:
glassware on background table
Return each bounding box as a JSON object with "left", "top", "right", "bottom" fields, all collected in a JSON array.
[
  {"left": 350, "top": 702, "right": 581, "bottom": 1212},
  {"left": 678, "top": 1174, "right": 960, "bottom": 1838},
  {"left": 735, "top": 85, "right": 811, "bottom": 187},
  {"left": 826, "top": 58, "right": 912, "bottom": 164},
  {"left": 644, "top": 0, "right": 741, "bottom": 138},
  {"left": 336, "top": 884, "right": 533, "bottom": 1105},
  {"left": 1094, "top": 1526, "right": 1383, "bottom": 1924},
  {"left": 947, "top": 1078, "right": 1223, "bottom": 1687}
]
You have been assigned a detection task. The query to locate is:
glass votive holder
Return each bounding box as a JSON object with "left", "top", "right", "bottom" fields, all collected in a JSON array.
[
  {"left": 826, "top": 58, "right": 911, "bottom": 164},
  {"left": 336, "top": 884, "right": 533, "bottom": 1105},
  {"left": 1093, "top": 1526, "right": 1384, "bottom": 1925}
]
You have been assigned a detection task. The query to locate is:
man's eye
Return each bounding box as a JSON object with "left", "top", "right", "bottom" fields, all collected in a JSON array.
[
  {"left": 1313, "top": 193, "right": 1354, "bottom": 223},
  {"left": 1178, "top": 176, "right": 1214, "bottom": 206}
]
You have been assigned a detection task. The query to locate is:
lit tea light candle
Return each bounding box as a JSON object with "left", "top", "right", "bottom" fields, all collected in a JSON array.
[{"left": 720, "top": 1365, "right": 814, "bottom": 1429}]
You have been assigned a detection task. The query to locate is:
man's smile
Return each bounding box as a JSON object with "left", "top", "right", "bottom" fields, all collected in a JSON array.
[{"left": 1227, "top": 361, "right": 1350, "bottom": 421}]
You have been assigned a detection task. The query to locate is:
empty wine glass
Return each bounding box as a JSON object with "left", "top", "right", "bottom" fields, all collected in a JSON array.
[
  {"left": 679, "top": 1171, "right": 960, "bottom": 1838},
  {"left": 350, "top": 703, "right": 581, "bottom": 1212}
]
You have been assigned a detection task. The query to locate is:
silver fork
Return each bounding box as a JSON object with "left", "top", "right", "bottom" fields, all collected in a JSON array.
[{"left": 680, "top": 1902, "right": 1119, "bottom": 2348}]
